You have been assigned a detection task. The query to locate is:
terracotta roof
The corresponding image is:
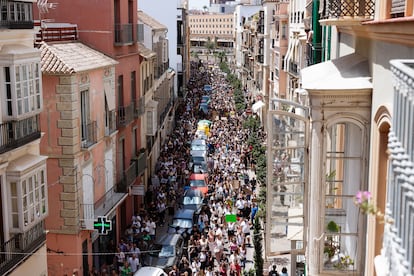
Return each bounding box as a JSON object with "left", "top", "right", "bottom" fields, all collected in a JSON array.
[
  {"left": 138, "top": 43, "right": 156, "bottom": 59},
  {"left": 40, "top": 42, "right": 118, "bottom": 74},
  {"left": 138, "top": 10, "right": 167, "bottom": 30}
]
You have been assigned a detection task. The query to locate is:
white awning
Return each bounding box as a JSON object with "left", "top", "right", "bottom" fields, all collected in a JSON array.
[
  {"left": 301, "top": 53, "right": 372, "bottom": 91},
  {"left": 252, "top": 100, "right": 265, "bottom": 113},
  {"left": 104, "top": 81, "right": 115, "bottom": 110}
]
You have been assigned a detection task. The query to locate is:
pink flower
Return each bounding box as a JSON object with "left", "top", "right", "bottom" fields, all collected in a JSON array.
[{"left": 355, "top": 190, "right": 372, "bottom": 204}]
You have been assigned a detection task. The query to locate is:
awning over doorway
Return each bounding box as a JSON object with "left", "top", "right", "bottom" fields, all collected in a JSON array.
[{"left": 301, "top": 53, "right": 372, "bottom": 91}]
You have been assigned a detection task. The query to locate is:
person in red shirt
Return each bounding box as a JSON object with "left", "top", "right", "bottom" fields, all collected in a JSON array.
[{"left": 230, "top": 260, "right": 241, "bottom": 276}]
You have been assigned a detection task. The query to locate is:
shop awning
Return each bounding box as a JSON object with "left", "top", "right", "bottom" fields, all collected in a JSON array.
[
  {"left": 301, "top": 53, "right": 372, "bottom": 91},
  {"left": 252, "top": 100, "right": 265, "bottom": 113}
]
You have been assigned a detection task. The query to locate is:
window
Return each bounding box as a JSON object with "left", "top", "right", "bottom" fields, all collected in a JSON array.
[
  {"left": 9, "top": 162, "right": 47, "bottom": 231},
  {"left": 80, "top": 90, "right": 90, "bottom": 142},
  {"left": 323, "top": 122, "right": 365, "bottom": 271},
  {"left": 0, "top": 1, "right": 33, "bottom": 26},
  {"left": 131, "top": 71, "right": 136, "bottom": 102},
  {"left": 3, "top": 63, "right": 42, "bottom": 118}
]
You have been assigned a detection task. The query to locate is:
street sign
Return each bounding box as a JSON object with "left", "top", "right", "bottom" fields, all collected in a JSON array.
[{"left": 94, "top": 216, "right": 112, "bottom": 235}]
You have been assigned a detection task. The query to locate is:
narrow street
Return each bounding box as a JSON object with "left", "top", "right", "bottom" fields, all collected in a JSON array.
[{"left": 116, "top": 60, "right": 268, "bottom": 276}]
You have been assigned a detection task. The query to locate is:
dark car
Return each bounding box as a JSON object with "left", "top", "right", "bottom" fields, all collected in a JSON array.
[
  {"left": 143, "top": 234, "right": 184, "bottom": 273},
  {"left": 168, "top": 209, "right": 197, "bottom": 240},
  {"left": 181, "top": 189, "right": 206, "bottom": 214}
]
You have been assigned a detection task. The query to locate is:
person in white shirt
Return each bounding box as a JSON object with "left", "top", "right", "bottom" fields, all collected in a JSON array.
[
  {"left": 128, "top": 253, "right": 140, "bottom": 273},
  {"left": 148, "top": 218, "right": 156, "bottom": 240},
  {"left": 241, "top": 219, "right": 251, "bottom": 246}
]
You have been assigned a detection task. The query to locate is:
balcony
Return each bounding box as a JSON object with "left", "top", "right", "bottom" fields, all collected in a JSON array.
[
  {"left": 81, "top": 121, "right": 97, "bottom": 148},
  {"left": 105, "top": 110, "right": 117, "bottom": 136},
  {"left": 320, "top": 0, "right": 375, "bottom": 26},
  {"left": 0, "top": 114, "right": 41, "bottom": 154},
  {"left": 80, "top": 187, "right": 127, "bottom": 230},
  {"left": 117, "top": 103, "right": 134, "bottom": 127},
  {"left": 115, "top": 161, "right": 137, "bottom": 193},
  {"left": 131, "top": 150, "right": 147, "bottom": 177},
  {"left": 0, "top": 221, "right": 46, "bottom": 275},
  {"left": 289, "top": 61, "right": 300, "bottom": 76},
  {"left": 114, "top": 23, "right": 134, "bottom": 45},
  {"left": 134, "top": 98, "right": 145, "bottom": 118}
]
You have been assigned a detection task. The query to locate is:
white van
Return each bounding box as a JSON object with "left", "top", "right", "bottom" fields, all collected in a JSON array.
[{"left": 134, "top": 266, "right": 167, "bottom": 276}]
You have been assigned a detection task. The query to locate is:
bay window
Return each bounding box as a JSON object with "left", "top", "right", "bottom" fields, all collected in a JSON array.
[
  {"left": 8, "top": 155, "right": 48, "bottom": 232},
  {"left": 3, "top": 62, "right": 42, "bottom": 119}
]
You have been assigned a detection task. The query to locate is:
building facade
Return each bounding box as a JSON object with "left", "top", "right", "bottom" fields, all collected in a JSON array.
[
  {"left": 138, "top": 10, "right": 176, "bottom": 181},
  {"left": 0, "top": 2, "right": 48, "bottom": 275},
  {"left": 189, "top": 13, "right": 234, "bottom": 48},
  {"left": 40, "top": 42, "right": 119, "bottom": 275},
  {"left": 34, "top": 0, "right": 144, "bottom": 273}
]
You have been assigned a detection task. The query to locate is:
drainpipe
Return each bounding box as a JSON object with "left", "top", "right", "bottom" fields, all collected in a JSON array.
[{"left": 312, "top": 0, "right": 322, "bottom": 64}]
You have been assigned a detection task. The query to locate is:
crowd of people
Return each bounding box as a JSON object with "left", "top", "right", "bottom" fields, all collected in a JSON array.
[
  {"left": 95, "top": 60, "right": 275, "bottom": 276},
  {"left": 164, "top": 62, "right": 265, "bottom": 276}
]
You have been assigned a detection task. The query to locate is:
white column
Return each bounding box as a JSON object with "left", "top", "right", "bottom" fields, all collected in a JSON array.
[{"left": 307, "top": 108, "right": 324, "bottom": 275}]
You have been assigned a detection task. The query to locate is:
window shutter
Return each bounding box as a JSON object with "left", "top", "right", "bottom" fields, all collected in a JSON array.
[{"left": 391, "top": 0, "right": 406, "bottom": 17}]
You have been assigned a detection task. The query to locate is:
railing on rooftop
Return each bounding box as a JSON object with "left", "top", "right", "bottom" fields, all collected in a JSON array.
[{"left": 35, "top": 26, "right": 78, "bottom": 46}]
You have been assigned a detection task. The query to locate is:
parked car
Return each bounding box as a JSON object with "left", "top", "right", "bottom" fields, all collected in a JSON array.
[
  {"left": 191, "top": 162, "right": 208, "bottom": 174},
  {"left": 187, "top": 173, "right": 208, "bottom": 194},
  {"left": 168, "top": 209, "right": 197, "bottom": 240},
  {"left": 143, "top": 234, "right": 184, "bottom": 273},
  {"left": 191, "top": 143, "right": 207, "bottom": 151},
  {"left": 181, "top": 189, "right": 206, "bottom": 214},
  {"left": 190, "top": 150, "right": 207, "bottom": 162},
  {"left": 134, "top": 266, "right": 167, "bottom": 276}
]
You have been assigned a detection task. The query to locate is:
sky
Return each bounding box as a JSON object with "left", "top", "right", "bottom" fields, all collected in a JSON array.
[{"left": 189, "top": 0, "right": 210, "bottom": 10}]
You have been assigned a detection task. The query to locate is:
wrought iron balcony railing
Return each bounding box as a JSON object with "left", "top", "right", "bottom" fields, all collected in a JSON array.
[
  {"left": 134, "top": 98, "right": 145, "bottom": 118},
  {"left": 132, "top": 150, "right": 147, "bottom": 177},
  {"left": 321, "top": 0, "right": 375, "bottom": 23},
  {"left": 0, "top": 114, "right": 41, "bottom": 154},
  {"left": 114, "top": 23, "right": 134, "bottom": 45},
  {"left": 81, "top": 121, "right": 97, "bottom": 148},
  {"left": 0, "top": 221, "right": 46, "bottom": 275},
  {"left": 115, "top": 161, "right": 137, "bottom": 193},
  {"left": 117, "top": 103, "right": 134, "bottom": 127},
  {"left": 80, "top": 187, "right": 127, "bottom": 229}
]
